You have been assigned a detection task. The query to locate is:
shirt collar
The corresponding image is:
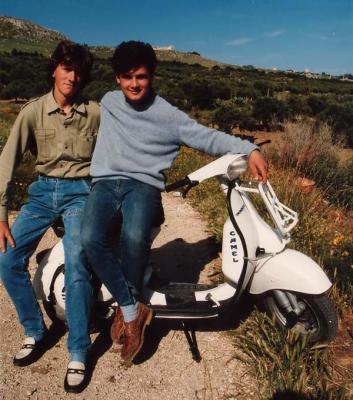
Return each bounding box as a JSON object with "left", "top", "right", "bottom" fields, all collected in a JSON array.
[
  {"left": 71, "top": 97, "right": 86, "bottom": 114},
  {"left": 45, "top": 91, "right": 87, "bottom": 115},
  {"left": 45, "top": 91, "right": 60, "bottom": 114}
]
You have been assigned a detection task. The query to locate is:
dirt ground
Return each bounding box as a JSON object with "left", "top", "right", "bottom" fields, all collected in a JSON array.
[
  {"left": 332, "top": 310, "right": 353, "bottom": 396},
  {"left": 0, "top": 193, "right": 257, "bottom": 400}
]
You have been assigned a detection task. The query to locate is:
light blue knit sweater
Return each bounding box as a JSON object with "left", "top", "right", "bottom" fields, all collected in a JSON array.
[{"left": 90, "top": 91, "right": 258, "bottom": 190}]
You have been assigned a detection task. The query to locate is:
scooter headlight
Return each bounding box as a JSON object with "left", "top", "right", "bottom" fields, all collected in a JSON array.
[{"left": 226, "top": 156, "right": 247, "bottom": 181}]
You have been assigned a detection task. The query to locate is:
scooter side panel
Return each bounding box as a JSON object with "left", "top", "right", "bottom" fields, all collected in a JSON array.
[
  {"left": 222, "top": 218, "right": 246, "bottom": 284},
  {"left": 249, "top": 248, "right": 332, "bottom": 295},
  {"left": 222, "top": 190, "right": 258, "bottom": 288},
  {"left": 194, "top": 282, "right": 236, "bottom": 302}
]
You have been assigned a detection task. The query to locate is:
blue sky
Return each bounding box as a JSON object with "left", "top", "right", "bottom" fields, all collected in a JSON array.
[{"left": 2, "top": 0, "right": 352, "bottom": 75}]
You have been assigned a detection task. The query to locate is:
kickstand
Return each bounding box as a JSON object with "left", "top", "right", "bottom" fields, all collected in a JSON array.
[{"left": 182, "top": 322, "right": 202, "bottom": 363}]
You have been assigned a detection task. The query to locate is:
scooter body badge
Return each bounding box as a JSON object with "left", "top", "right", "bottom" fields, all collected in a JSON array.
[{"left": 229, "top": 231, "right": 240, "bottom": 263}]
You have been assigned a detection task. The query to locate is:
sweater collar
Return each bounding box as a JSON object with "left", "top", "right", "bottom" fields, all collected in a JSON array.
[{"left": 124, "top": 90, "right": 156, "bottom": 112}]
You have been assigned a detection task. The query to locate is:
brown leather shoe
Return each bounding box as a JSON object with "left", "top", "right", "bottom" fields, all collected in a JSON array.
[
  {"left": 110, "top": 307, "right": 124, "bottom": 345},
  {"left": 121, "top": 303, "right": 153, "bottom": 365}
]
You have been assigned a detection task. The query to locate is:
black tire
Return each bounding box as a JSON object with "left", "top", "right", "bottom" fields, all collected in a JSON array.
[
  {"left": 263, "top": 292, "right": 338, "bottom": 343},
  {"left": 43, "top": 299, "right": 66, "bottom": 326},
  {"left": 43, "top": 291, "right": 114, "bottom": 334},
  {"left": 42, "top": 263, "right": 114, "bottom": 330},
  {"left": 43, "top": 299, "right": 113, "bottom": 333}
]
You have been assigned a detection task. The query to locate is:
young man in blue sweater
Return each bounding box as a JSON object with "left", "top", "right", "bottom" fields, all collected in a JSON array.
[{"left": 81, "top": 41, "right": 268, "bottom": 365}]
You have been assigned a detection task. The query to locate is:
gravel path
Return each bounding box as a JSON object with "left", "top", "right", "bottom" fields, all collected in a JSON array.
[{"left": 0, "top": 193, "right": 256, "bottom": 400}]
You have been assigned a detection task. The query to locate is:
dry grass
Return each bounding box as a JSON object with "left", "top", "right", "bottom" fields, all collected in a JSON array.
[
  {"left": 233, "top": 311, "right": 348, "bottom": 399},
  {"left": 275, "top": 119, "right": 337, "bottom": 171},
  {"left": 0, "top": 118, "right": 12, "bottom": 142}
]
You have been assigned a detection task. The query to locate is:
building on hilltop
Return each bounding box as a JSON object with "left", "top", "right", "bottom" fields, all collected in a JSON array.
[{"left": 153, "top": 45, "right": 176, "bottom": 51}]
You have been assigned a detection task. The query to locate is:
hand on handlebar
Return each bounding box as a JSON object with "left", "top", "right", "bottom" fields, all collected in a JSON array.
[
  {"left": 0, "top": 221, "right": 15, "bottom": 253},
  {"left": 248, "top": 150, "right": 269, "bottom": 182}
]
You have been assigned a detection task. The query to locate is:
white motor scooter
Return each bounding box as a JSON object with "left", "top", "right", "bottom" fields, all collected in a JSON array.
[{"left": 33, "top": 154, "right": 338, "bottom": 346}]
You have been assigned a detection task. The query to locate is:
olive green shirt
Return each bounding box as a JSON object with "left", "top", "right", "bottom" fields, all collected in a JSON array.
[{"left": 0, "top": 91, "right": 100, "bottom": 220}]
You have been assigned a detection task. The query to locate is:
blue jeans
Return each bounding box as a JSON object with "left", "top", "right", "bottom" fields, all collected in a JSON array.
[
  {"left": 0, "top": 177, "right": 92, "bottom": 362},
  {"left": 81, "top": 179, "right": 163, "bottom": 305}
]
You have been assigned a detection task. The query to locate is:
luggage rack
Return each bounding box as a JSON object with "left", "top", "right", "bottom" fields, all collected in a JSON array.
[
  {"left": 258, "top": 182, "right": 298, "bottom": 236},
  {"left": 237, "top": 181, "right": 298, "bottom": 237}
]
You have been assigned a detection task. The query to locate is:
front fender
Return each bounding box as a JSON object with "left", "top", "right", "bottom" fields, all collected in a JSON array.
[{"left": 249, "top": 249, "right": 332, "bottom": 295}]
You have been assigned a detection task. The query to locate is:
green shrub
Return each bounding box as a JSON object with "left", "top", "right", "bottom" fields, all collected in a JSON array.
[
  {"left": 318, "top": 102, "right": 353, "bottom": 146},
  {"left": 252, "top": 96, "right": 287, "bottom": 129},
  {"left": 212, "top": 99, "right": 258, "bottom": 132},
  {"left": 285, "top": 95, "right": 311, "bottom": 117},
  {"left": 307, "top": 95, "right": 328, "bottom": 115}
]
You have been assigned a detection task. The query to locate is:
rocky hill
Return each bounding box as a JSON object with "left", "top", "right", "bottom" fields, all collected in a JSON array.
[
  {"left": 0, "top": 16, "right": 69, "bottom": 54},
  {"left": 0, "top": 16, "right": 68, "bottom": 42}
]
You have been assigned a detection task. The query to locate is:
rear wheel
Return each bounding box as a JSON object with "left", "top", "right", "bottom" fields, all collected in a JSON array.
[
  {"left": 263, "top": 292, "right": 338, "bottom": 343},
  {"left": 42, "top": 264, "right": 66, "bottom": 325},
  {"left": 42, "top": 265, "right": 114, "bottom": 332}
]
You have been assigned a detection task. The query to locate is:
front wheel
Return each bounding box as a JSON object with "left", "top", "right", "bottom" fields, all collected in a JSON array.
[{"left": 263, "top": 291, "right": 338, "bottom": 343}]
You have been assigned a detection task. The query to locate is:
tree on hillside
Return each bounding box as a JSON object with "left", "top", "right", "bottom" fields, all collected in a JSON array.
[
  {"left": 254, "top": 80, "right": 273, "bottom": 97},
  {"left": 285, "top": 95, "right": 311, "bottom": 117},
  {"left": 181, "top": 78, "right": 231, "bottom": 109},
  {"left": 252, "top": 96, "right": 286, "bottom": 129},
  {"left": 0, "top": 81, "right": 24, "bottom": 100},
  {"left": 307, "top": 95, "right": 328, "bottom": 115},
  {"left": 213, "top": 100, "right": 257, "bottom": 132},
  {"left": 319, "top": 102, "right": 353, "bottom": 146}
]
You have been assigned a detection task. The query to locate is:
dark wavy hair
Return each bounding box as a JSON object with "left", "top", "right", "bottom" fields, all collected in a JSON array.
[
  {"left": 48, "top": 40, "right": 93, "bottom": 88},
  {"left": 111, "top": 41, "right": 157, "bottom": 76}
]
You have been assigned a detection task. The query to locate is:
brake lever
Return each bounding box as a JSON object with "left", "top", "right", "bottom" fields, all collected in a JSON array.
[{"left": 257, "top": 139, "right": 271, "bottom": 147}]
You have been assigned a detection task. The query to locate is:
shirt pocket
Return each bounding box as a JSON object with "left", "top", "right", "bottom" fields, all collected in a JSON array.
[
  {"left": 34, "top": 129, "right": 57, "bottom": 160},
  {"left": 75, "top": 134, "right": 97, "bottom": 160}
]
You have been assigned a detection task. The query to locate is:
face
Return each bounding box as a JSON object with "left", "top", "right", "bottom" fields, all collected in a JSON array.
[
  {"left": 52, "top": 63, "right": 82, "bottom": 100},
  {"left": 116, "top": 65, "right": 152, "bottom": 104}
]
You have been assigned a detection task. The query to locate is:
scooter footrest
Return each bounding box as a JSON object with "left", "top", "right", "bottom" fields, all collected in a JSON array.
[
  {"left": 154, "top": 282, "right": 217, "bottom": 307},
  {"left": 152, "top": 302, "right": 221, "bottom": 316},
  {"left": 149, "top": 281, "right": 217, "bottom": 296}
]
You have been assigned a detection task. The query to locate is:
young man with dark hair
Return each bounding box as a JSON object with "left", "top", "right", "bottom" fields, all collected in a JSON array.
[
  {"left": 48, "top": 39, "right": 94, "bottom": 88},
  {"left": 81, "top": 40, "right": 268, "bottom": 366},
  {"left": 0, "top": 40, "right": 100, "bottom": 393}
]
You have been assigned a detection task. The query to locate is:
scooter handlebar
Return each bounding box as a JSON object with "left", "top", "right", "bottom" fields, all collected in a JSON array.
[
  {"left": 165, "top": 177, "right": 199, "bottom": 197},
  {"left": 165, "top": 177, "right": 191, "bottom": 192},
  {"left": 165, "top": 154, "right": 248, "bottom": 194}
]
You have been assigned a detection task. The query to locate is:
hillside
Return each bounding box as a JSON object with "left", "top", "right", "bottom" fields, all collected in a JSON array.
[
  {"left": 0, "top": 16, "right": 224, "bottom": 67},
  {"left": 0, "top": 15, "right": 352, "bottom": 150},
  {"left": 0, "top": 16, "right": 69, "bottom": 55},
  {"left": 90, "top": 46, "right": 225, "bottom": 68}
]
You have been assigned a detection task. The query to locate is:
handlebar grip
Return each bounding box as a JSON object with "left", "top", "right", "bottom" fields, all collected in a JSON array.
[{"left": 165, "top": 177, "right": 191, "bottom": 192}]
